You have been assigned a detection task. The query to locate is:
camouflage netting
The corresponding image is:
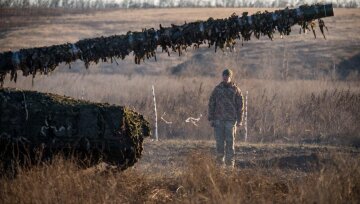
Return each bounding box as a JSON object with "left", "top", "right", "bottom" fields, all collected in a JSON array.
[
  {"left": 0, "top": 88, "right": 151, "bottom": 171},
  {"left": 0, "top": 3, "right": 334, "bottom": 86}
]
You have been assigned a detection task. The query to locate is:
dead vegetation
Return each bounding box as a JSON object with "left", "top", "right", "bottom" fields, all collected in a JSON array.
[
  {"left": 1, "top": 146, "right": 359, "bottom": 203},
  {"left": 6, "top": 74, "right": 359, "bottom": 146}
]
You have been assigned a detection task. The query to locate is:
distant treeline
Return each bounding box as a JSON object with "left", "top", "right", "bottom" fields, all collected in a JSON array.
[{"left": 0, "top": 0, "right": 359, "bottom": 9}]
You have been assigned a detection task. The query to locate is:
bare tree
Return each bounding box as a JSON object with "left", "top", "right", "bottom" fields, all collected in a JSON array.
[
  {"left": 105, "top": 0, "right": 120, "bottom": 9},
  {"left": 62, "top": 0, "right": 69, "bottom": 8},
  {"left": 11, "top": 0, "right": 24, "bottom": 7},
  {"left": 21, "top": 0, "right": 30, "bottom": 8},
  {"left": 64, "top": 0, "right": 75, "bottom": 8},
  {"left": 36, "top": 0, "right": 50, "bottom": 8},
  {"left": 93, "top": 0, "right": 105, "bottom": 9},
  {"left": 0, "top": 0, "right": 12, "bottom": 8},
  {"left": 50, "top": 0, "right": 61, "bottom": 8},
  {"left": 159, "top": 0, "right": 167, "bottom": 7}
]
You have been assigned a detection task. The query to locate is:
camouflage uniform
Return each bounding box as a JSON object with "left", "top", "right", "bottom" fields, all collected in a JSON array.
[{"left": 208, "top": 81, "right": 244, "bottom": 167}]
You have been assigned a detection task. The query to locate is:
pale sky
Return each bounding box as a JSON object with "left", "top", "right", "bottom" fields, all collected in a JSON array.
[{"left": 27, "top": 0, "right": 359, "bottom": 7}]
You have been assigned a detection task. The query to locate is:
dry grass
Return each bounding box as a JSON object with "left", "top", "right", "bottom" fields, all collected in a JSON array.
[
  {"left": 5, "top": 74, "right": 360, "bottom": 145},
  {"left": 1, "top": 146, "right": 359, "bottom": 203}
]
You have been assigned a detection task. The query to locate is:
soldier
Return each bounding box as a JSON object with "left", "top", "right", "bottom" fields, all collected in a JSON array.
[{"left": 208, "top": 68, "right": 244, "bottom": 168}]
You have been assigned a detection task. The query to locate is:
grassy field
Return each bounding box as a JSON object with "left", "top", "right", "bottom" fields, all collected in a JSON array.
[
  {"left": 1, "top": 141, "right": 359, "bottom": 203},
  {"left": 0, "top": 7, "right": 360, "bottom": 203}
]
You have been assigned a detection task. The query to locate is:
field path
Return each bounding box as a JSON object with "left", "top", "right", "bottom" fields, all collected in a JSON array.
[{"left": 135, "top": 139, "right": 360, "bottom": 176}]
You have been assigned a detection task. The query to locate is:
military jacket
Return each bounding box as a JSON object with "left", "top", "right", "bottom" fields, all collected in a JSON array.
[{"left": 208, "top": 81, "right": 244, "bottom": 123}]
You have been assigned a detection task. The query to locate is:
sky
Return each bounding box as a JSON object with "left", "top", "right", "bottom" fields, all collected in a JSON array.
[{"left": 26, "top": 0, "right": 360, "bottom": 7}]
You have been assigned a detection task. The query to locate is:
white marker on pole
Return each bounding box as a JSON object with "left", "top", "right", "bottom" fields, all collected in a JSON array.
[
  {"left": 152, "top": 85, "right": 159, "bottom": 141},
  {"left": 245, "top": 91, "right": 248, "bottom": 142}
]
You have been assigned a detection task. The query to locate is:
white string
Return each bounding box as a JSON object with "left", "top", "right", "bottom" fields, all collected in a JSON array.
[
  {"left": 160, "top": 112, "right": 172, "bottom": 124},
  {"left": 185, "top": 114, "right": 202, "bottom": 127}
]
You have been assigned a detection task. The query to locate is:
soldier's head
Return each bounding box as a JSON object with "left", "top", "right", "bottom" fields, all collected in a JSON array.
[{"left": 222, "top": 68, "right": 233, "bottom": 83}]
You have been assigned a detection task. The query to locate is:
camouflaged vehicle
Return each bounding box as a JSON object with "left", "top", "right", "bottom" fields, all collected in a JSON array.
[{"left": 0, "top": 88, "right": 150, "bottom": 174}]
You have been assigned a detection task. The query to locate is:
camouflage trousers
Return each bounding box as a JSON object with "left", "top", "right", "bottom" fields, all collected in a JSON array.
[{"left": 213, "top": 120, "right": 236, "bottom": 167}]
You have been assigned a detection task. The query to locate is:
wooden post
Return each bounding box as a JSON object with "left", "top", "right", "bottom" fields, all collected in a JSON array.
[{"left": 152, "top": 85, "right": 158, "bottom": 141}]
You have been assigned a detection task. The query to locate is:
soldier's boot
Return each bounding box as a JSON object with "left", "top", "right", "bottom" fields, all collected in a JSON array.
[
  {"left": 225, "top": 157, "right": 235, "bottom": 170},
  {"left": 216, "top": 154, "right": 226, "bottom": 169}
]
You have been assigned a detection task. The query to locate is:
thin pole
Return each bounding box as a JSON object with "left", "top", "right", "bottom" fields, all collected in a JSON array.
[
  {"left": 152, "top": 85, "right": 158, "bottom": 141},
  {"left": 245, "top": 91, "right": 248, "bottom": 142}
]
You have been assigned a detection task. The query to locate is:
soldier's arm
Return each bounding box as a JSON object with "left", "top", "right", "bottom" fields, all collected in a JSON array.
[
  {"left": 208, "top": 88, "right": 217, "bottom": 121},
  {"left": 235, "top": 88, "right": 244, "bottom": 124}
]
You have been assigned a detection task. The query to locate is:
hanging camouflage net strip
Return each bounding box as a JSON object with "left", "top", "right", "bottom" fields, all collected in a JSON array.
[
  {"left": 0, "top": 4, "right": 334, "bottom": 86},
  {"left": 0, "top": 88, "right": 151, "bottom": 171}
]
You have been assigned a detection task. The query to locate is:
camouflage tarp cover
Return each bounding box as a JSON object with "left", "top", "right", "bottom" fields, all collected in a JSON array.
[{"left": 0, "top": 88, "right": 150, "bottom": 171}]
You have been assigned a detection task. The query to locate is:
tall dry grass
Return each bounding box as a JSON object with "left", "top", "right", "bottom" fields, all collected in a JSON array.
[
  {"left": 1, "top": 151, "right": 359, "bottom": 203},
  {"left": 6, "top": 73, "right": 360, "bottom": 146}
]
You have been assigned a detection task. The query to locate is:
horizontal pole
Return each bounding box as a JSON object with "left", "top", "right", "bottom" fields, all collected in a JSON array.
[{"left": 0, "top": 3, "right": 334, "bottom": 86}]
